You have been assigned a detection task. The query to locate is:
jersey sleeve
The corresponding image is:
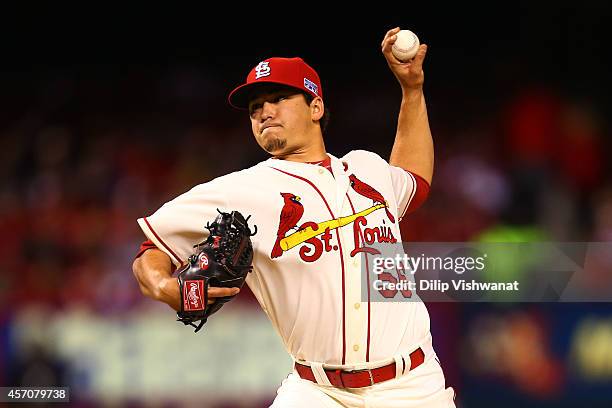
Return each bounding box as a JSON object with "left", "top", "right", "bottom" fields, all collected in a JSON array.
[
  {"left": 388, "top": 166, "right": 431, "bottom": 221},
  {"left": 136, "top": 179, "right": 228, "bottom": 267}
]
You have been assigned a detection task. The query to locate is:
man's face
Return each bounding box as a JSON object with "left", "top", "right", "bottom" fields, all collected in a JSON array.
[{"left": 248, "top": 86, "right": 313, "bottom": 155}]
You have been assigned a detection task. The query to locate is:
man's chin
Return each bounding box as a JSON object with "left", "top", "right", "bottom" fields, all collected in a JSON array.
[{"left": 263, "top": 138, "right": 287, "bottom": 154}]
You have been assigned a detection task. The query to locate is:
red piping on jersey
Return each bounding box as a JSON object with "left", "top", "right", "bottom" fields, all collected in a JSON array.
[
  {"left": 143, "top": 217, "right": 183, "bottom": 266},
  {"left": 271, "top": 166, "right": 348, "bottom": 365},
  {"left": 347, "top": 194, "right": 371, "bottom": 363}
]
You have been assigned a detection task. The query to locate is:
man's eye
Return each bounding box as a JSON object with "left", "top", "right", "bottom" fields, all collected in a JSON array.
[{"left": 274, "top": 95, "right": 287, "bottom": 103}]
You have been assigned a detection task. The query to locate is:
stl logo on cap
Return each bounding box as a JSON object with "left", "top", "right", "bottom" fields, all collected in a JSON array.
[{"left": 255, "top": 61, "right": 271, "bottom": 79}]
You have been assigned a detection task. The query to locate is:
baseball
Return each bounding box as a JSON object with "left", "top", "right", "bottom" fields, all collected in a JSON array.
[{"left": 392, "top": 29, "right": 420, "bottom": 62}]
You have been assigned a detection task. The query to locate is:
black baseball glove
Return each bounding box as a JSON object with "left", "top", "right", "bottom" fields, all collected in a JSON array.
[{"left": 177, "top": 209, "right": 257, "bottom": 332}]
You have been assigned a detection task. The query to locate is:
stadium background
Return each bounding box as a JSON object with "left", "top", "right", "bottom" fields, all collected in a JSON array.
[{"left": 1, "top": 5, "right": 611, "bottom": 407}]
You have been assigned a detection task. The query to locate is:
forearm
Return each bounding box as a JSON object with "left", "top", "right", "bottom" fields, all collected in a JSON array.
[
  {"left": 132, "top": 248, "right": 180, "bottom": 311},
  {"left": 389, "top": 89, "right": 434, "bottom": 184}
]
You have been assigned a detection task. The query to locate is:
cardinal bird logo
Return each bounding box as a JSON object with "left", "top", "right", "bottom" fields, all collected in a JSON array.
[
  {"left": 271, "top": 193, "right": 304, "bottom": 258},
  {"left": 269, "top": 185, "right": 398, "bottom": 261},
  {"left": 349, "top": 174, "right": 395, "bottom": 223}
]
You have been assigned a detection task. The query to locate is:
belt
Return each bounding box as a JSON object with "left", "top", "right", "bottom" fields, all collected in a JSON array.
[{"left": 294, "top": 347, "right": 425, "bottom": 388}]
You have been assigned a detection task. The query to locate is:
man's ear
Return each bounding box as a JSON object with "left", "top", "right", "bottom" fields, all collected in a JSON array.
[{"left": 310, "top": 97, "right": 324, "bottom": 122}]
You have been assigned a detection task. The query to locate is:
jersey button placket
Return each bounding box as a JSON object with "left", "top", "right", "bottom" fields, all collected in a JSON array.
[{"left": 339, "top": 218, "right": 367, "bottom": 364}]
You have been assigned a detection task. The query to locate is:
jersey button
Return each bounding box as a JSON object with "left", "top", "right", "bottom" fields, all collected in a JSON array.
[
  {"left": 354, "top": 303, "right": 361, "bottom": 310},
  {"left": 353, "top": 345, "right": 360, "bottom": 352},
  {"left": 318, "top": 168, "right": 325, "bottom": 174}
]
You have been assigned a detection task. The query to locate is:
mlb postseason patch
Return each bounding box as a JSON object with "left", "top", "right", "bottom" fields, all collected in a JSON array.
[{"left": 304, "top": 78, "right": 318, "bottom": 95}]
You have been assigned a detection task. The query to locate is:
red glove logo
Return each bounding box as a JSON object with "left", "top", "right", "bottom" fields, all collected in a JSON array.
[
  {"left": 198, "top": 253, "right": 210, "bottom": 270},
  {"left": 183, "top": 280, "right": 205, "bottom": 311}
]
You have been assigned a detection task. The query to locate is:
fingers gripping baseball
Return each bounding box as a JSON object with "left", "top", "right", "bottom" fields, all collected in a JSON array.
[{"left": 381, "top": 27, "right": 427, "bottom": 90}]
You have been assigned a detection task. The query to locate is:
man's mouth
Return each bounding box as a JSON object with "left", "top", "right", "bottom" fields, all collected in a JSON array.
[{"left": 261, "top": 123, "right": 281, "bottom": 133}]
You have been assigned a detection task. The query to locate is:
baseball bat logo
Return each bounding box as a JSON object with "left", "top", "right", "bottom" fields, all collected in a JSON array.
[{"left": 270, "top": 177, "right": 397, "bottom": 261}]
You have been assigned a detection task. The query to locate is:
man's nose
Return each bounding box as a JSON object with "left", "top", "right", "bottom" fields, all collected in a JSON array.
[{"left": 260, "top": 101, "right": 276, "bottom": 120}]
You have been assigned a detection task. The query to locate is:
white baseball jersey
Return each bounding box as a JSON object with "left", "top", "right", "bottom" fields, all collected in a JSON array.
[{"left": 137, "top": 150, "right": 432, "bottom": 367}]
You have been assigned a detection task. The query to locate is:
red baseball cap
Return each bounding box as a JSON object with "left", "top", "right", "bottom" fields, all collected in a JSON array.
[{"left": 228, "top": 57, "right": 323, "bottom": 110}]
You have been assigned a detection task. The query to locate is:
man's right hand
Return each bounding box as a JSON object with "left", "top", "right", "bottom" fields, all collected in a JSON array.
[{"left": 133, "top": 248, "right": 240, "bottom": 311}]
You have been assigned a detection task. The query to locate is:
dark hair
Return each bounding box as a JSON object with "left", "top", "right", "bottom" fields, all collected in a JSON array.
[{"left": 303, "top": 92, "right": 330, "bottom": 133}]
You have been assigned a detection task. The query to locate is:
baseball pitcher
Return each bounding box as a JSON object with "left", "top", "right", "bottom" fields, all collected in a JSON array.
[{"left": 133, "top": 28, "right": 456, "bottom": 407}]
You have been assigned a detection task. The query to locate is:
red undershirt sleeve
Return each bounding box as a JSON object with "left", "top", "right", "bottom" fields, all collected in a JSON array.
[
  {"left": 134, "top": 239, "right": 177, "bottom": 273},
  {"left": 135, "top": 240, "right": 157, "bottom": 259},
  {"left": 404, "top": 171, "right": 430, "bottom": 214}
]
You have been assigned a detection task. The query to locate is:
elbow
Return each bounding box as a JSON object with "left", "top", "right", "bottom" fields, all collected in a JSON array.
[{"left": 132, "top": 257, "right": 156, "bottom": 299}]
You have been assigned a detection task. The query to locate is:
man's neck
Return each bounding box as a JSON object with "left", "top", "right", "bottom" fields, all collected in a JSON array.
[
  {"left": 272, "top": 141, "right": 327, "bottom": 163},
  {"left": 270, "top": 127, "right": 327, "bottom": 163},
  {"left": 274, "top": 151, "right": 328, "bottom": 163}
]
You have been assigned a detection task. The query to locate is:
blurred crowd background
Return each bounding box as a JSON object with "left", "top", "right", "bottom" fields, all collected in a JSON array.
[{"left": 1, "top": 6, "right": 611, "bottom": 408}]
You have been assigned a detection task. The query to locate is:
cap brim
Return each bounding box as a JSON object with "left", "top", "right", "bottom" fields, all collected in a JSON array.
[{"left": 228, "top": 80, "right": 306, "bottom": 110}]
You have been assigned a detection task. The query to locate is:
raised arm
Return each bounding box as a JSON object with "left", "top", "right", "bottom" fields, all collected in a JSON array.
[{"left": 381, "top": 27, "right": 433, "bottom": 184}]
